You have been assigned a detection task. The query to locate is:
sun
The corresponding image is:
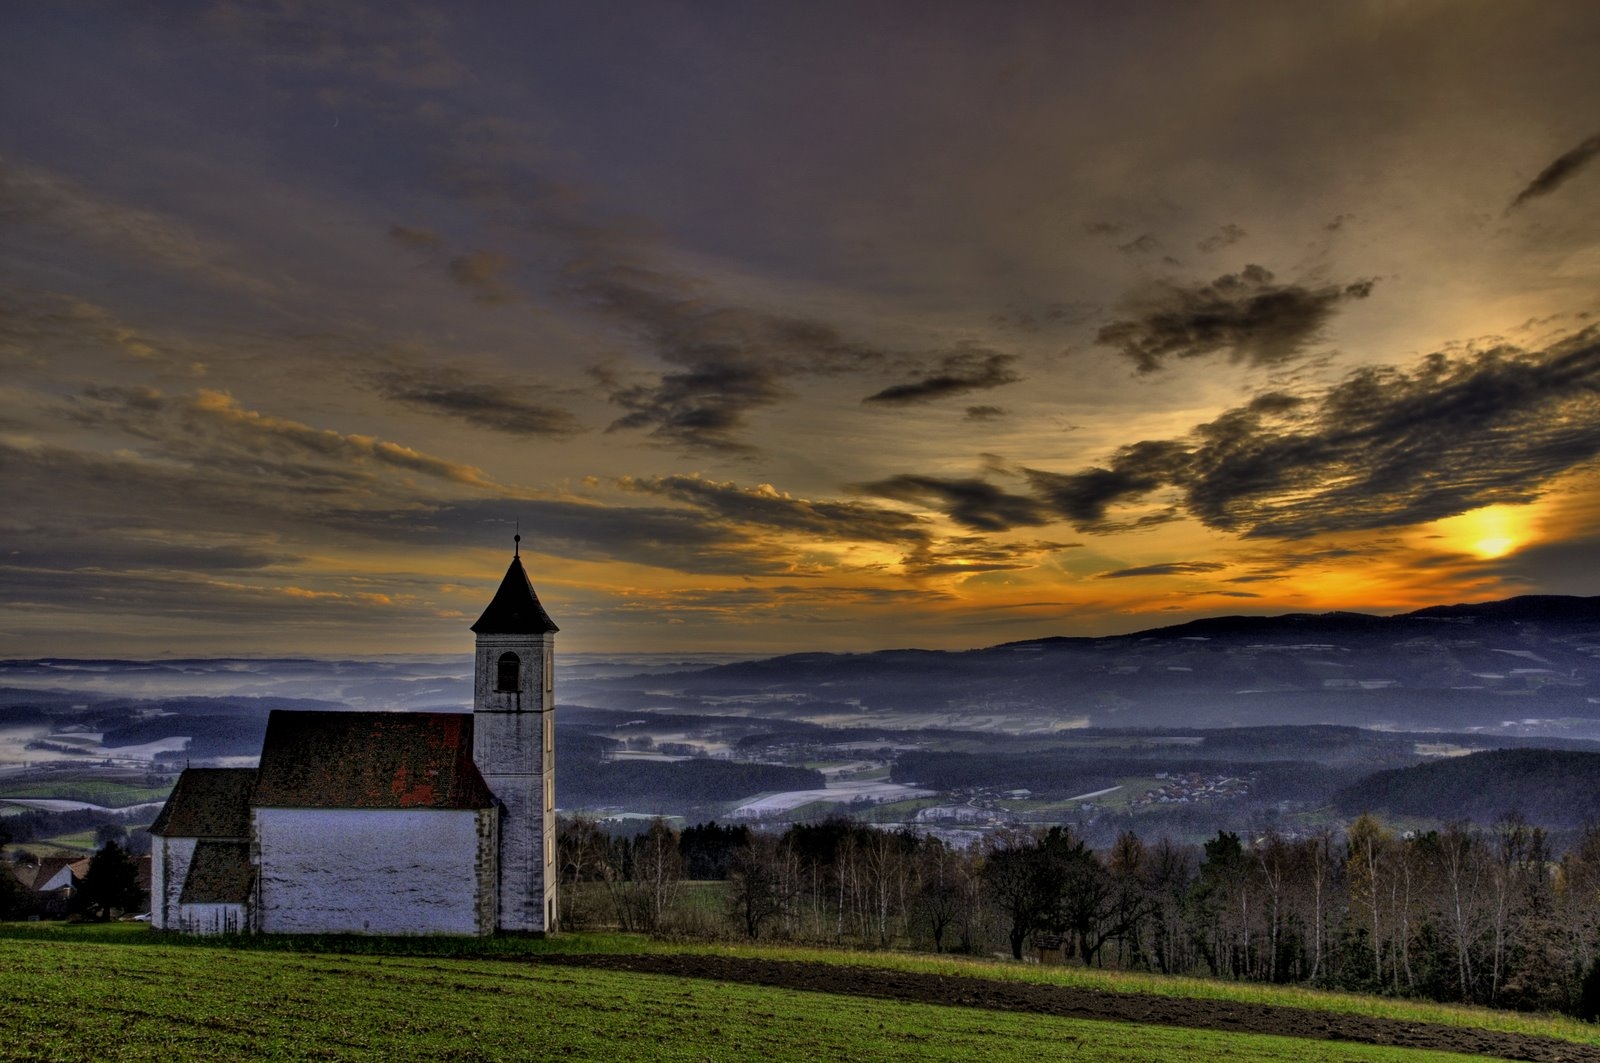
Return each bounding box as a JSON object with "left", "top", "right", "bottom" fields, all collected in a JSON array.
[{"left": 1431, "top": 504, "right": 1538, "bottom": 560}]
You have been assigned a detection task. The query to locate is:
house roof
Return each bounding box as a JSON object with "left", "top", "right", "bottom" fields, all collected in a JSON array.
[
  {"left": 252, "top": 710, "right": 496, "bottom": 810},
  {"left": 28, "top": 856, "right": 80, "bottom": 892},
  {"left": 178, "top": 840, "right": 254, "bottom": 905},
  {"left": 149, "top": 768, "right": 258, "bottom": 838},
  {"left": 471, "top": 554, "right": 558, "bottom": 635}
]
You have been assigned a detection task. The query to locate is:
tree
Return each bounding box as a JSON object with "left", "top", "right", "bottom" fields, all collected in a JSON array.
[
  {"left": 73, "top": 841, "right": 144, "bottom": 922},
  {"left": 679, "top": 821, "right": 750, "bottom": 880},
  {"left": 632, "top": 817, "right": 684, "bottom": 932},
  {"left": 912, "top": 839, "right": 968, "bottom": 953},
  {"left": 0, "top": 822, "right": 27, "bottom": 919},
  {"left": 728, "top": 835, "right": 791, "bottom": 940},
  {"left": 980, "top": 826, "right": 1083, "bottom": 960}
]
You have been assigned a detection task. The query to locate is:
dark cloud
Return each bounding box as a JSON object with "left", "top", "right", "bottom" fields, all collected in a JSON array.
[
  {"left": 375, "top": 368, "right": 584, "bottom": 438},
  {"left": 66, "top": 385, "right": 496, "bottom": 490},
  {"left": 346, "top": 497, "right": 796, "bottom": 577},
  {"left": 201, "top": 2, "right": 466, "bottom": 90},
  {"left": 861, "top": 328, "right": 1600, "bottom": 542},
  {"left": 964, "top": 405, "right": 1006, "bottom": 422},
  {"left": 619, "top": 475, "right": 929, "bottom": 545},
  {"left": 1117, "top": 233, "right": 1160, "bottom": 256},
  {"left": 447, "top": 251, "right": 516, "bottom": 304},
  {"left": 1197, "top": 224, "right": 1246, "bottom": 254},
  {"left": 1096, "top": 265, "right": 1376, "bottom": 373},
  {"left": 1181, "top": 330, "right": 1600, "bottom": 538},
  {"left": 1024, "top": 440, "right": 1190, "bottom": 529},
  {"left": 598, "top": 360, "right": 786, "bottom": 455},
  {"left": 0, "top": 438, "right": 814, "bottom": 586},
  {"left": 1071, "top": 331, "right": 1600, "bottom": 538},
  {"left": 1097, "top": 561, "right": 1226, "bottom": 579},
  {"left": 0, "top": 158, "right": 276, "bottom": 297},
  {"left": 579, "top": 263, "right": 894, "bottom": 452},
  {"left": 862, "top": 348, "right": 1020, "bottom": 406},
  {"left": 581, "top": 264, "right": 1023, "bottom": 450},
  {"left": 386, "top": 224, "right": 442, "bottom": 251},
  {"left": 902, "top": 537, "right": 1075, "bottom": 577},
  {"left": 1509, "top": 132, "right": 1600, "bottom": 210},
  {"left": 0, "top": 289, "right": 182, "bottom": 370},
  {"left": 851, "top": 474, "right": 1049, "bottom": 532}
]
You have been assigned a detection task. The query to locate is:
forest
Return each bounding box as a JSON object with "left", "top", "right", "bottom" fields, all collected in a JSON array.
[{"left": 559, "top": 813, "right": 1600, "bottom": 1018}]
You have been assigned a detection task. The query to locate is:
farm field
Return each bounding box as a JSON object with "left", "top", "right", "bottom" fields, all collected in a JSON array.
[{"left": 4, "top": 926, "right": 1598, "bottom": 1062}]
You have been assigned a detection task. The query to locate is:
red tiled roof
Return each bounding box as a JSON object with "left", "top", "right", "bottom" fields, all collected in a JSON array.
[
  {"left": 252, "top": 710, "right": 495, "bottom": 810},
  {"left": 149, "top": 768, "right": 257, "bottom": 838},
  {"left": 471, "top": 555, "right": 558, "bottom": 634}
]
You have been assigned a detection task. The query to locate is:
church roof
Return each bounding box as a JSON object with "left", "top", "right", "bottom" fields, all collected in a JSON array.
[
  {"left": 179, "top": 840, "right": 254, "bottom": 905},
  {"left": 149, "top": 768, "right": 258, "bottom": 838},
  {"left": 252, "top": 710, "right": 496, "bottom": 810},
  {"left": 471, "top": 553, "right": 559, "bottom": 634}
]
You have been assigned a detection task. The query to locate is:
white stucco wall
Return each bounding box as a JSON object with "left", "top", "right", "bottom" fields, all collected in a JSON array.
[
  {"left": 151, "top": 836, "right": 197, "bottom": 931},
  {"left": 253, "top": 807, "right": 496, "bottom": 935},
  {"left": 176, "top": 902, "right": 247, "bottom": 935}
]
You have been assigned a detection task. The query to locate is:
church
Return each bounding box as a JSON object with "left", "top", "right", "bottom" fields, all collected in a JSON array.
[{"left": 148, "top": 542, "right": 559, "bottom": 935}]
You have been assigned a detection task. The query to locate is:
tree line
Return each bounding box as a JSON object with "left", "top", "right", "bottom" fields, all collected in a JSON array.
[{"left": 559, "top": 813, "right": 1600, "bottom": 1018}]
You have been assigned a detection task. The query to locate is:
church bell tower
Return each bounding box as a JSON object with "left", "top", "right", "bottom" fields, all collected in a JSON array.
[{"left": 472, "top": 535, "right": 559, "bottom": 932}]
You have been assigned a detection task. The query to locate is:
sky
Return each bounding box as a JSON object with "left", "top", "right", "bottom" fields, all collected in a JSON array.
[{"left": 3, "top": 1, "right": 1600, "bottom": 656}]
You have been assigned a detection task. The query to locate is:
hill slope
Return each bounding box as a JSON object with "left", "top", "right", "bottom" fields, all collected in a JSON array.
[
  {"left": 1334, "top": 748, "right": 1600, "bottom": 826},
  {"left": 4, "top": 928, "right": 1598, "bottom": 1062}
]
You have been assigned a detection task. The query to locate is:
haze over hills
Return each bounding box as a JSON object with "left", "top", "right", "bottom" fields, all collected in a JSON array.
[
  {"left": 4, "top": 594, "right": 1599, "bottom": 843},
  {"left": 582, "top": 594, "right": 1600, "bottom": 739}
]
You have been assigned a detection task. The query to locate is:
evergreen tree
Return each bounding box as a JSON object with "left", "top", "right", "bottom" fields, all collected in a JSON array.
[{"left": 73, "top": 841, "right": 144, "bottom": 921}]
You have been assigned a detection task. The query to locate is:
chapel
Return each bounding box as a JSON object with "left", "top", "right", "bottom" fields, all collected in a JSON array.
[{"left": 148, "top": 542, "right": 558, "bottom": 935}]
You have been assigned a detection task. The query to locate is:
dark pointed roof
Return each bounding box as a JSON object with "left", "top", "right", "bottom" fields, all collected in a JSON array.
[
  {"left": 252, "top": 710, "right": 495, "bottom": 810},
  {"left": 178, "top": 840, "right": 254, "bottom": 905},
  {"left": 149, "top": 768, "right": 257, "bottom": 839},
  {"left": 471, "top": 554, "right": 558, "bottom": 634}
]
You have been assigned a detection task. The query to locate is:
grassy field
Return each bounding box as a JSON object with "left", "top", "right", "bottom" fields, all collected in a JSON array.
[
  {"left": 4, "top": 924, "right": 1597, "bottom": 1061},
  {"left": 0, "top": 778, "right": 173, "bottom": 807}
]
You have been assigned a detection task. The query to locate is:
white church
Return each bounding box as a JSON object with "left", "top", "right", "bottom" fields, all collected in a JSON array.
[{"left": 148, "top": 542, "right": 559, "bottom": 935}]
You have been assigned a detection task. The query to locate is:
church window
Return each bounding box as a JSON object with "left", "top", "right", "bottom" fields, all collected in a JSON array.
[
  {"left": 544, "top": 647, "right": 554, "bottom": 693},
  {"left": 496, "top": 652, "right": 520, "bottom": 692}
]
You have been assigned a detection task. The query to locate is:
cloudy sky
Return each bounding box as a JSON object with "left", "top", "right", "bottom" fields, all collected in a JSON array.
[{"left": 4, "top": 1, "right": 1600, "bottom": 656}]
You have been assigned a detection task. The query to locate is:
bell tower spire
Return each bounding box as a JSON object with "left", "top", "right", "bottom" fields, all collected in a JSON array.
[{"left": 472, "top": 538, "right": 558, "bottom": 932}]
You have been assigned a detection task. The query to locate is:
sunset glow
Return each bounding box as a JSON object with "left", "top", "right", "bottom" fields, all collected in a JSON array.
[{"left": 2, "top": 5, "right": 1599, "bottom": 655}]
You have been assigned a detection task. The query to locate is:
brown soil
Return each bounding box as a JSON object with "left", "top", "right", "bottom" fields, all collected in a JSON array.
[{"left": 534, "top": 953, "right": 1600, "bottom": 1062}]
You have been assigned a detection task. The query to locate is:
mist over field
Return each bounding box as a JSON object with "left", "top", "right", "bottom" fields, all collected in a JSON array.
[{"left": 7, "top": 596, "right": 1600, "bottom": 844}]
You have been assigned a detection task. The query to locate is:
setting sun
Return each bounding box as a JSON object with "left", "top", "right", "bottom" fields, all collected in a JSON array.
[{"left": 1433, "top": 504, "right": 1540, "bottom": 560}]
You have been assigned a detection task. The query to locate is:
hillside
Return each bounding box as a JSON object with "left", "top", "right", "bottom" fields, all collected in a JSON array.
[
  {"left": 577, "top": 595, "right": 1600, "bottom": 736},
  {"left": 4, "top": 928, "right": 1598, "bottom": 1062},
  {"left": 1335, "top": 748, "right": 1600, "bottom": 826}
]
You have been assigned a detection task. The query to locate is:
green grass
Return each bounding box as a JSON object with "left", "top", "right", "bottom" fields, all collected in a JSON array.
[
  {"left": 0, "top": 934, "right": 1527, "bottom": 1063},
  {"left": 0, "top": 779, "right": 173, "bottom": 807},
  {"left": 5, "top": 923, "right": 1597, "bottom": 1055},
  {"left": 640, "top": 939, "right": 1600, "bottom": 1049},
  {"left": 38, "top": 830, "right": 99, "bottom": 852}
]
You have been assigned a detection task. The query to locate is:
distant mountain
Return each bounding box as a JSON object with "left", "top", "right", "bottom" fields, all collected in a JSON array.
[
  {"left": 1334, "top": 747, "right": 1600, "bottom": 828},
  {"left": 582, "top": 595, "right": 1600, "bottom": 737}
]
